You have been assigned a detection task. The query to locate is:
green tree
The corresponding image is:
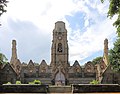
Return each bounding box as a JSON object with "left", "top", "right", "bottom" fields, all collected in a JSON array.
[
  {"left": 92, "top": 56, "right": 103, "bottom": 65},
  {"left": 0, "top": 53, "right": 7, "bottom": 63},
  {"left": 0, "top": 0, "right": 8, "bottom": 25},
  {"left": 101, "top": 0, "right": 120, "bottom": 72},
  {"left": 0, "top": 0, "right": 8, "bottom": 16},
  {"left": 0, "top": 53, "right": 8, "bottom": 69},
  {"left": 101, "top": 0, "right": 120, "bottom": 36},
  {"left": 109, "top": 37, "right": 120, "bottom": 72}
]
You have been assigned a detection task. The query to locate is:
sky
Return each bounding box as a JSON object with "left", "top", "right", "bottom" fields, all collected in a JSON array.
[{"left": 0, "top": 0, "right": 117, "bottom": 65}]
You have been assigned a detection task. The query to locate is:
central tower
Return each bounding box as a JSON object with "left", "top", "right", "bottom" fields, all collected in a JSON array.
[
  {"left": 50, "top": 21, "right": 69, "bottom": 85},
  {"left": 51, "top": 21, "right": 69, "bottom": 68}
]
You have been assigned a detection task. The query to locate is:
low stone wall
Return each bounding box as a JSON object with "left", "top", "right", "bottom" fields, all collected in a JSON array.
[
  {"left": 73, "top": 84, "right": 120, "bottom": 93},
  {"left": 0, "top": 84, "right": 49, "bottom": 93},
  {"left": 0, "top": 84, "right": 120, "bottom": 93}
]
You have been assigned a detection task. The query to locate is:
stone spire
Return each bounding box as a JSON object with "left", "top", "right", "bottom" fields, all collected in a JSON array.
[
  {"left": 10, "top": 40, "right": 17, "bottom": 67},
  {"left": 103, "top": 38, "right": 109, "bottom": 66}
]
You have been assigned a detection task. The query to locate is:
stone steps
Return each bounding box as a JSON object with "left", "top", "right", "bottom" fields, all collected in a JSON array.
[{"left": 48, "top": 85, "right": 72, "bottom": 93}]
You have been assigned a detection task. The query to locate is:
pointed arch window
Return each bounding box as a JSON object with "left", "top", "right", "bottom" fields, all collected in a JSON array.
[{"left": 57, "top": 43, "right": 62, "bottom": 52}]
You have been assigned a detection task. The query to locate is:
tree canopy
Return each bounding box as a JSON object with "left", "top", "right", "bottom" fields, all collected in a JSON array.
[
  {"left": 109, "top": 37, "right": 120, "bottom": 72},
  {"left": 0, "top": 0, "right": 8, "bottom": 16},
  {"left": 0, "top": 0, "right": 8, "bottom": 25},
  {"left": 0, "top": 53, "right": 8, "bottom": 64},
  {"left": 101, "top": 0, "right": 120, "bottom": 36},
  {"left": 101, "top": 0, "right": 120, "bottom": 72},
  {"left": 92, "top": 56, "right": 103, "bottom": 65}
]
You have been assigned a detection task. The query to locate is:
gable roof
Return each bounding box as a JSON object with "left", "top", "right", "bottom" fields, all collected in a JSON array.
[
  {"left": 28, "top": 60, "right": 34, "bottom": 66},
  {"left": 73, "top": 60, "right": 80, "bottom": 67},
  {"left": 1, "top": 63, "right": 17, "bottom": 75},
  {"left": 39, "top": 60, "right": 47, "bottom": 67}
]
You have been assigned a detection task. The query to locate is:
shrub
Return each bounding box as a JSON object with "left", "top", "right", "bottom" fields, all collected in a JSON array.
[
  {"left": 6, "top": 82, "right": 11, "bottom": 84},
  {"left": 16, "top": 81, "right": 21, "bottom": 84},
  {"left": 34, "top": 79, "right": 41, "bottom": 84},
  {"left": 90, "top": 80, "right": 100, "bottom": 85},
  {"left": 28, "top": 79, "right": 41, "bottom": 85}
]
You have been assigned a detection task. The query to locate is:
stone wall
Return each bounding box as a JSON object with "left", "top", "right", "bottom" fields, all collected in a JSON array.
[
  {"left": 0, "top": 84, "right": 120, "bottom": 93},
  {"left": 0, "top": 84, "right": 49, "bottom": 93},
  {"left": 73, "top": 84, "right": 120, "bottom": 93},
  {"left": 68, "top": 78, "right": 95, "bottom": 84}
]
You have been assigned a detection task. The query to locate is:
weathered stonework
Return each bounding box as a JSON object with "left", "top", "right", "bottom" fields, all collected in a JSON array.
[
  {"left": 0, "top": 21, "right": 119, "bottom": 85},
  {"left": 103, "top": 38, "right": 109, "bottom": 66},
  {"left": 51, "top": 21, "right": 69, "bottom": 85},
  {"left": 10, "top": 40, "right": 21, "bottom": 76}
]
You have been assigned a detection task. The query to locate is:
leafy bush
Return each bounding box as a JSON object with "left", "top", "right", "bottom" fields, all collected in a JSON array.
[
  {"left": 90, "top": 80, "right": 100, "bottom": 85},
  {"left": 6, "top": 82, "right": 11, "bottom": 84},
  {"left": 16, "top": 81, "right": 21, "bottom": 84},
  {"left": 34, "top": 79, "right": 41, "bottom": 84},
  {"left": 29, "top": 79, "right": 41, "bottom": 85},
  {"left": 28, "top": 82, "right": 34, "bottom": 85}
]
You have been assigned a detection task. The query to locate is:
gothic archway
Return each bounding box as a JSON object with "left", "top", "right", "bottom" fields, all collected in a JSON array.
[{"left": 55, "top": 71, "right": 65, "bottom": 85}]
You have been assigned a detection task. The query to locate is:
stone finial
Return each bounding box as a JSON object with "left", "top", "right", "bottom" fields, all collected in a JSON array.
[
  {"left": 12, "top": 40, "right": 16, "bottom": 47},
  {"left": 10, "top": 40, "right": 17, "bottom": 64},
  {"left": 103, "top": 38, "right": 109, "bottom": 66},
  {"left": 104, "top": 38, "right": 108, "bottom": 55},
  {"left": 104, "top": 38, "right": 108, "bottom": 46}
]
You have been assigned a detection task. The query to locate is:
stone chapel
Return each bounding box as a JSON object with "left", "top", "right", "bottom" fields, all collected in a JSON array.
[{"left": 0, "top": 21, "right": 120, "bottom": 85}]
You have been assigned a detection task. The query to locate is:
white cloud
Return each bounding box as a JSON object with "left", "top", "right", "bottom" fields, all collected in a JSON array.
[
  {"left": 67, "top": 0, "right": 117, "bottom": 65},
  {"left": 69, "top": 13, "right": 117, "bottom": 64},
  {"left": 1, "top": 0, "right": 78, "bottom": 63},
  {"left": 0, "top": 0, "right": 117, "bottom": 65},
  {"left": 5, "top": 0, "right": 77, "bottom": 33}
]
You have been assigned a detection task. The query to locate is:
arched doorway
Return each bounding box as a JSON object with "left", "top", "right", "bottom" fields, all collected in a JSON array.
[{"left": 55, "top": 71, "right": 65, "bottom": 85}]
